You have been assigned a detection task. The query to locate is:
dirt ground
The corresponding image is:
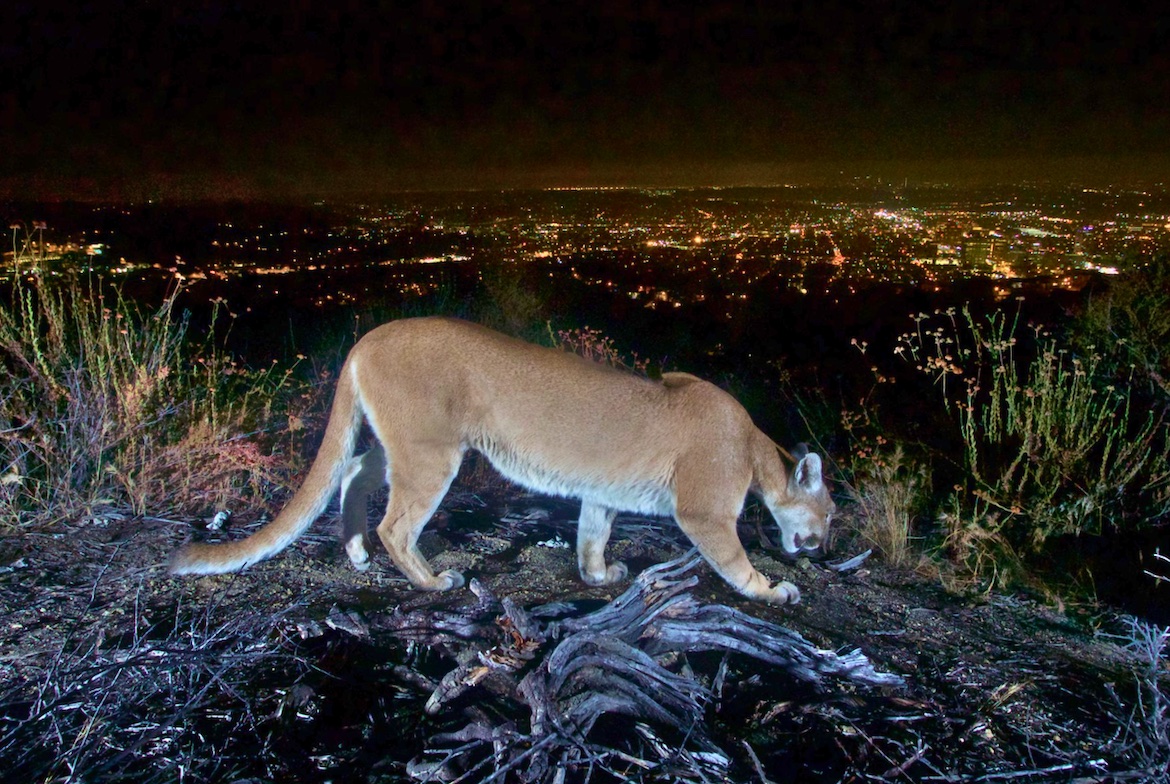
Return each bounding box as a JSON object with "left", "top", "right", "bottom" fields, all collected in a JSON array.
[{"left": 1, "top": 477, "right": 1167, "bottom": 783}]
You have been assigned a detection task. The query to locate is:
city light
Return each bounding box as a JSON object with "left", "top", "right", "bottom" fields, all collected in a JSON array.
[{"left": 3, "top": 185, "right": 1166, "bottom": 301}]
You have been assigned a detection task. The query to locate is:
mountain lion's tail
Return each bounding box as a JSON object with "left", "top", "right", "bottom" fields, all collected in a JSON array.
[{"left": 168, "top": 364, "right": 365, "bottom": 576}]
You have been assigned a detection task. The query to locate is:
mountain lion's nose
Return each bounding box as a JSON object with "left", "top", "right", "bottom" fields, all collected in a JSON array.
[{"left": 794, "top": 533, "right": 821, "bottom": 551}]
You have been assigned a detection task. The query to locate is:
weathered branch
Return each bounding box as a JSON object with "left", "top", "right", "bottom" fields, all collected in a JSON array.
[{"left": 396, "top": 551, "right": 903, "bottom": 782}]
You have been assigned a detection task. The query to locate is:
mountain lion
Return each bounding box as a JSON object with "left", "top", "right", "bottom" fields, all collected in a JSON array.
[{"left": 169, "top": 317, "right": 834, "bottom": 603}]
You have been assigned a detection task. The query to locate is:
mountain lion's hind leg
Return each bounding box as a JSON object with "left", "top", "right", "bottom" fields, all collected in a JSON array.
[
  {"left": 577, "top": 502, "right": 627, "bottom": 586},
  {"left": 339, "top": 444, "right": 388, "bottom": 571},
  {"left": 375, "top": 449, "right": 464, "bottom": 591}
]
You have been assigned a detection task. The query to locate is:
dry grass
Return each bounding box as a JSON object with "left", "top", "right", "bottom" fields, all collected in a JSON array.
[
  {"left": 0, "top": 265, "right": 311, "bottom": 530},
  {"left": 936, "top": 507, "right": 1027, "bottom": 595},
  {"left": 837, "top": 399, "right": 930, "bottom": 569},
  {"left": 845, "top": 445, "right": 929, "bottom": 568}
]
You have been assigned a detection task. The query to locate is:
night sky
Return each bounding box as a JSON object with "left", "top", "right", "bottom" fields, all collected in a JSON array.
[{"left": 4, "top": 1, "right": 1169, "bottom": 199}]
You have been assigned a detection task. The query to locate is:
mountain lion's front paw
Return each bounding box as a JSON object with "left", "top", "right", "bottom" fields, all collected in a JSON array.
[
  {"left": 768, "top": 580, "right": 801, "bottom": 605},
  {"left": 603, "top": 561, "right": 629, "bottom": 584},
  {"left": 438, "top": 569, "right": 465, "bottom": 590}
]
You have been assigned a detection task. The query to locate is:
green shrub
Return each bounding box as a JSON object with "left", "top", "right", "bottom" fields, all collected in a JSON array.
[
  {"left": 899, "top": 305, "right": 1169, "bottom": 564},
  {"left": 476, "top": 261, "right": 550, "bottom": 340},
  {"left": 1077, "top": 256, "right": 1170, "bottom": 397}
]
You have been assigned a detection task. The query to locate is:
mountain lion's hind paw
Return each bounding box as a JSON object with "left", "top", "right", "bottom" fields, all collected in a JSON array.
[{"left": 583, "top": 561, "right": 628, "bottom": 586}]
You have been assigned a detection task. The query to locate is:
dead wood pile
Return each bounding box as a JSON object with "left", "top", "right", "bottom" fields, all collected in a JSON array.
[{"left": 375, "top": 552, "right": 903, "bottom": 783}]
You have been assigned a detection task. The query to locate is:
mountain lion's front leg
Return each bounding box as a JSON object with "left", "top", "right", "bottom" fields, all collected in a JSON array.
[
  {"left": 675, "top": 512, "right": 801, "bottom": 604},
  {"left": 577, "top": 502, "right": 628, "bottom": 586}
]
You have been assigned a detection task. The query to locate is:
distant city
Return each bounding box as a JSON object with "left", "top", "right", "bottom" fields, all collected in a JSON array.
[{"left": 6, "top": 184, "right": 1169, "bottom": 313}]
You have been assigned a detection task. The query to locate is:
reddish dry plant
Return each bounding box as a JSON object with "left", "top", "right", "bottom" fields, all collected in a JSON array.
[
  {"left": 554, "top": 326, "right": 650, "bottom": 375},
  {"left": 0, "top": 270, "right": 312, "bottom": 527}
]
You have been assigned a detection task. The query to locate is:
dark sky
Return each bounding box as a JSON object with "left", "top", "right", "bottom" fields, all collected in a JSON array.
[{"left": 4, "top": 0, "right": 1169, "bottom": 198}]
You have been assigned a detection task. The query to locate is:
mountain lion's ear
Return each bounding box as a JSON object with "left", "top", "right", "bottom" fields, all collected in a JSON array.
[
  {"left": 794, "top": 452, "right": 823, "bottom": 492},
  {"left": 790, "top": 442, "right": 810, "bottom": 461}
]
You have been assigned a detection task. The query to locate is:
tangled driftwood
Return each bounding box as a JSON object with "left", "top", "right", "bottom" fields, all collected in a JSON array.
[{"left": 377, "top": 553, "right": 902, "bottom": 782}]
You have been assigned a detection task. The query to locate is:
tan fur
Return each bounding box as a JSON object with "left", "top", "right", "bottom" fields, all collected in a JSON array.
[{"left": 168, "top": 317, "right": 835, "bottom": 603}]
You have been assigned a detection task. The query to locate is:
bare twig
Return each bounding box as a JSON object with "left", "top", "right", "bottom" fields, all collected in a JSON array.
[
  {"left": 0, "top": 594, "right": 309, "bottom": 782},
  {"left": 740, "top": 739, "right": 774, "bottom": 784},
  {"left": 1144, "top": 549, "right": 1170, "bottom": 585}
]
